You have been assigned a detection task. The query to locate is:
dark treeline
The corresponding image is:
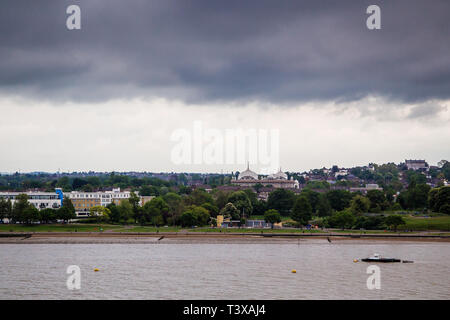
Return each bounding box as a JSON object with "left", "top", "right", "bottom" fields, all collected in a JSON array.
[
  {"left": 2, "top": 183, "right": 448, "bottom": 231},
  {"left": 0, "top": 196, "right": 76, "bottom": 224},
  {"left": 0, "top": 172, "right": 234, "bottom": 194},
  {"left": 1, "top": 164, "right": 449, "bottom": 230}
]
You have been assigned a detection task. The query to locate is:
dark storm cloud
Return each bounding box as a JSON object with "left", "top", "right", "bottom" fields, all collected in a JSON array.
[{"left": 0, "top": 0, "right": 449, "bottom": 104}]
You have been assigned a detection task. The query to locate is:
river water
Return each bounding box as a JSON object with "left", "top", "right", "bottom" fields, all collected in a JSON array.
[{"left": 0, "top": 241, "right": 449, "bottom": 299}]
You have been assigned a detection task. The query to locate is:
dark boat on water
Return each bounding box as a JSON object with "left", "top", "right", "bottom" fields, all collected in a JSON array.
[{"left": 361, "top": 253, "right": 401, "bottom": 263}]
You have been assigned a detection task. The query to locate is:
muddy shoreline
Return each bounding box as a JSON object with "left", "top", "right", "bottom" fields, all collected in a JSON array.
[{"left": 0, "top": 232, "right": 449, "bottom": 244}]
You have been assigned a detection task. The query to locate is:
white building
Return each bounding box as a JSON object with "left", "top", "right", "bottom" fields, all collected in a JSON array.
[
  {"left": 405, "top": 159, "right": 428, "bottom": 171},
  {"left": 233, "top": 164, "right": 299, "bottom": 189},
  {"left": 66, "top": 188, "right": 135, "bottom": 216},
  {"left": 0, "top": 189, "right": 63, "bottom": 210},
  {"left": 335, "top": 169, "right": 348, "bottom": 178}
]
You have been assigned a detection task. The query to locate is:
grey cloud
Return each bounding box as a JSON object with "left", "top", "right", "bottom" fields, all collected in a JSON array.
[
  {"left": 0, "top": 0, "right": 449, "bottom": 106},
  {"left": 407, "top": 103, "right": 447, "bottom": 119}
]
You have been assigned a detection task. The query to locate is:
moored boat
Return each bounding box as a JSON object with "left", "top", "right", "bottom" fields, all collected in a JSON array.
[{"left": 361, "top": 253, "right": 401, "bottom": 263}]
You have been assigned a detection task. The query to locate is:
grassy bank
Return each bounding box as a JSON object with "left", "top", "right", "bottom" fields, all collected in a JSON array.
[
  {"left": 400, "top": 215, "right": 450, "bottom": 231},
  {"left": 1, "top": 214, "right": 449, "bottom": 233},
  {"left": 0, "top": 224, "right": 121, "bottom": 233},
  {"left": 112, "top": 226, "right": 181, "bottom": 233}
]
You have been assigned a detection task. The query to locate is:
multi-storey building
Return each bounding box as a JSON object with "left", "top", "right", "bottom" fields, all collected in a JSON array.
[
  {"left": 231, "top": 164, "right": 299, "bottom": 189},
  {"left": 0, "top": 189, "right": 64, "bottom": 210},
  {"left": 66, "top": 188, "right": 135, "bottom": 216},
  {"left": 405, "top": 159, "right": 428, "bottom": 171}
]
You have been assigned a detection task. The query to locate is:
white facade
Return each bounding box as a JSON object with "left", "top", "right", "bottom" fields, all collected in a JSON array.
[
  {"left": 67, "top": 188, "right": 133, "bottom": 206},
  {"left": 0, "top": 191, "right": 62, "bottom": 210},
  {"left": 405, "top": 160, "right": 428, "bottom": 171},
  {"left": 234, "top": 165, "right": 299, "bottom": 189}
]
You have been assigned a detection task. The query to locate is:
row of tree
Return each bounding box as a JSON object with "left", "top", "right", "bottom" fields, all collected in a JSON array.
[
  {"left": 2, "top": 184, "right": 448, "bottom": 229},
  {"left": 0, "top": 195, "right": 76, "bottom": 224}
]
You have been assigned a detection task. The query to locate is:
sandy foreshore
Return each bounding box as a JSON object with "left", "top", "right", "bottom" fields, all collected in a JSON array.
[{"left": 0, "top": 232, "right": 449, "bottom": 244}]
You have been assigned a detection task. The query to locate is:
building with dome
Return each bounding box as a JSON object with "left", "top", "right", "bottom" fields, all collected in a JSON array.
[
  {"left": 237, "top": 163, "right": 259, "bottom": 180},
  {"left": 232, "top": 164, "right": 299, "bottom": 189}
]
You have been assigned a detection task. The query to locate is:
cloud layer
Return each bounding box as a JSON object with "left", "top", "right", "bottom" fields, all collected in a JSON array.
[{"left": 1, "top": 0, "right": 449, "bottom": 104}]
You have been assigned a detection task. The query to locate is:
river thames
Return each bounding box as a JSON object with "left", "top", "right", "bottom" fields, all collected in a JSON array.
[{"left": 0, "top": 240, "right": 449, "bottom": 299}]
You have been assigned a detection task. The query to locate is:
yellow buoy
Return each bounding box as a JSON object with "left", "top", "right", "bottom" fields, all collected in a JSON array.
[
  {"left": 291, "top": 269, "right": 297, "bottom": 273},
  {"left": 353, "top": 259, "right": 358, "bottom": 263},
  {"left": 94, "top": 268, "right": 100, "bottom": 272}
]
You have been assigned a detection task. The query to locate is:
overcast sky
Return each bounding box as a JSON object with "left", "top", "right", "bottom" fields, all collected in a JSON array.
[{"left": 0, "top": 0, "right": 449, "bottom": 173}]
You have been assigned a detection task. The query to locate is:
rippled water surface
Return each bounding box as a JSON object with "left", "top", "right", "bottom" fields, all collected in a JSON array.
[{"left": 0, "top": 242, "right": 449, "bottom": 299}]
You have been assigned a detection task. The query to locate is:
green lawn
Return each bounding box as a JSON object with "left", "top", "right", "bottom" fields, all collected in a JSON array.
[
  {"left": 112, "top": 226, "right": 181, "bottom": 233},
  {"left": 0, "top": 223, "right": 123, "bottom": 233},
  {"left": 400, "top": 215, "right": 450, "bottom": 231},
  {"left": 1, "top": 215, "right": 449, "bottom": 233},
  {"left": 190, "top": 227, "right": 323, "bottom": 233}
]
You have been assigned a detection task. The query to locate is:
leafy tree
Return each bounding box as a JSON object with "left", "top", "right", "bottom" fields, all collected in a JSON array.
[
  {"left": 267, "top": 189, "right": 295, "bottom": 216},
  {"left": 159, "top": 186, "right": 169, "bottom": 196},
  {"left": 306, "top": 181, "right": 330, "bottom": 190},
  {"left": 317, "top": 194, "right": 332, "bottom": 217},
  {"left": 219, "top": 202, "right": 240, "bottom": 220},
  {"left": 180, "top": 205, "right": 210, "bottom": 227},
  {"left": 140, "top": 185, "right": 159, "bottom": 196},
  {"left": 117, "top": 200, "right": 133, "bottom": 223},
  {"left": 128, "top": 191, "right": 141, "bottom": 223},
  {"left": 72, "top": 178, "right": 88, "bottom": 190},
  {"left": 193, "top": 206, "right": 210, "bottom": 226},
  {"left": 327, "top": 210, "right": 355, "bottom": 230},
  {"left": 142, "top": 197, "right": 169, "bottom": 226},
  {"left": 385, "top": 215, "right": 405, "bottom": 231},
  {"left": 0, "top": 198, "right": 12, "bottom": 221},
  {"left": 429, "top": 186, "right": 450, "bottom": 214},
  {"left": 350, "top": 195, "right": 370, "bottom": 215},
  {"left": 252, "top": 199, "right": 267, "bottom": 216},
  {"left": 180, "top": 210, "right": 197, "bottom": 227},
  {"left": 56, "top": 176, "right": 72, "bottom": 191},
  {"left": 326, "top": 190, "right": 353, "bottom": 212},
  {"left": 81, "top": 184, "right": 94, "bottom": 192},
  {"left": 243, "top": 189, "right": 258, "bottom": 205},
  {"left": 106, "top": 203, "right": 121, "bottom": 223},
  {"left": 407, "top": 182, "right": 431, "bottom": 209},
  {"left": 405, "top": 170, "right": 427, "bottom": 185},
  {"left": 366, "top": 190, "right": 388, "bottom": 212},
  {"left": 442, "top": 161, "right": 450, "bottom": 180},
  {"left": 213, "top": 190, "right": 230, "bottom": 210},
  {"left": 86, "top": 176, "right": 101, "bottom": 188},
  {"left": 22, "top": 205, "right": 40, "bottom": 224},
  {"left": 200, "top": 202, "right": 219, "bottom": 217},
  {"left": 57, "top": 197, "right": 76, "bottom": 222},
  {"left": 227, "top": 191, "right": 253, "bottom": 217},
  {"left": 189, "top": 189, "right": 214, "bottom": 206},
  {"left": 12, "top": 194, "right": 32, "bottom": 223},
  {"left": 264, "top": 209, "right": 281, "bottom": 229},
  {"left": 353, "top": 215, "right": 386, "bottom": 230},
  {"left": 178, "top": 185, "right": 192, "bottom": 195},
  {"left": 163, "top": 192, "right": 184, "bottom": 224},
  {"left": 291, "top": 195, "right": 312, "bottom": 225},
  {"left": 39, "top": 208, "right": 56, "bottom": 223},
  {"left": 300, "top": 189, "right": 320, "bottom": 213},
  {"left": 89, "top": 206, "right": 111, "bottom": 222}
]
